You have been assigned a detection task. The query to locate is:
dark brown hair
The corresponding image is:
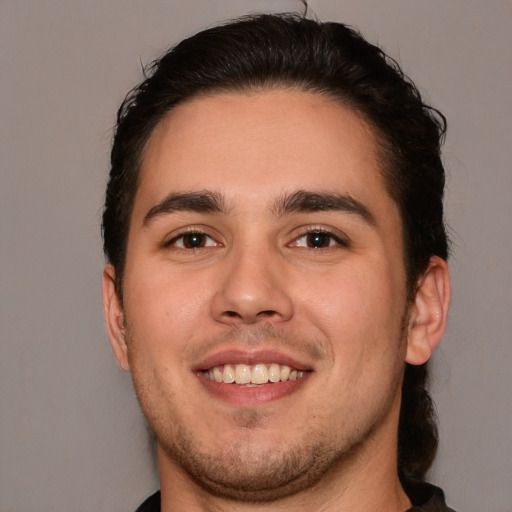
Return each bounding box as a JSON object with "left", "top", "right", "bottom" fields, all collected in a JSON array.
[{"left": 102, "top": 13, "right": 448, "bottom": 479}]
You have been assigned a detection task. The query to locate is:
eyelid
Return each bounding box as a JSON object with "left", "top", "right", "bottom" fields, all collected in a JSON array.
[
  {"left": 289, "top": 225, "right": 350, "bottom": 248},
  {"left": 162, "top": 226, "right": 222, "bottom": 249}
]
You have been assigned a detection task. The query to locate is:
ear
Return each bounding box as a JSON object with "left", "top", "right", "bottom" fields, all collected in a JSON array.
[
  {"left": 102, "top": 264, "right": 130, "bottom": 371},
  {"left": 405, "top": 256, "right": 451, "bottom": 365}
]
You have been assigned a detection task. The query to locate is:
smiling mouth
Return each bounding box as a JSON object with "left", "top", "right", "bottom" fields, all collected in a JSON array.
[{"left": 201, "top": 363, "right": 307, "bottom": 385}]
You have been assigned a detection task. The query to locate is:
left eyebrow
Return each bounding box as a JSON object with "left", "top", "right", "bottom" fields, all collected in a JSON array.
[
  {"left": 143, "top": 191, "right": 228, "bottom": 226},
  {"left": 272, "top": 190, "right": 376, "bottom": 226}
]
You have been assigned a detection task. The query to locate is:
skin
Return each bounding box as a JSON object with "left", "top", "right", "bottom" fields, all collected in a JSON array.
[{"left": 103, "top": 89, "right": 450, "bottom": 512}]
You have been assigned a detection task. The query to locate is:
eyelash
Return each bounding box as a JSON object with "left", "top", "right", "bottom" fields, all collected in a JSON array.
[
  {"left": 291, "top": 227, "right": 349, "bottom": 250},
  {"left": 164, "top": 229, "right": 219, "bottom": 250},
  {"left": 163, "top": 227, "right": 349, "bottom": 250}
]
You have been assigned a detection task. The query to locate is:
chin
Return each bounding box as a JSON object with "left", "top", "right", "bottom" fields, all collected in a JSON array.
[{"left": 155, "top": 417, "right": 373, "bottom": 503}]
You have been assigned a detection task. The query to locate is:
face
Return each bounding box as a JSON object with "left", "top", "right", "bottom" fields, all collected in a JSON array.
[{"left": 106, "top": 89, "right": 413, "bottom": 500}]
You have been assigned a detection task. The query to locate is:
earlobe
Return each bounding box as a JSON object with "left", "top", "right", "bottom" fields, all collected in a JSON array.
[
  {"left": 405, "top": 256, "right": 451, "bottom": 365},
  {"left": 102, "top": 264, "right": 130, "bottom": 371}
]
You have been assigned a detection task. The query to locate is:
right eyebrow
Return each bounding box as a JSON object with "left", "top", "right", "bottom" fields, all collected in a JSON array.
[{"left": 142, "top": 191, "right": 228, "bottom": 226}]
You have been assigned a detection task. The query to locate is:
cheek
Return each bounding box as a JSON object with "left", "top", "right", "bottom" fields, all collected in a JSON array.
[
  {"left": 123, "top": 266, "right": 212, "bottom": 351},
  {"left": 295, "top": 263, "right": 406, "bottom": 355}
]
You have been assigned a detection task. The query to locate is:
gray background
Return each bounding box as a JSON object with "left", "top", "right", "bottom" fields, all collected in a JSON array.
[{"left": 1, "top": 0, "right": 511, "bottom": 511}]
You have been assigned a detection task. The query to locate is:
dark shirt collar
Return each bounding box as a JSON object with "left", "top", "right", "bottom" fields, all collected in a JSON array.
[{"left": 135, "top": 479, "right": 455, "bottom": 511}]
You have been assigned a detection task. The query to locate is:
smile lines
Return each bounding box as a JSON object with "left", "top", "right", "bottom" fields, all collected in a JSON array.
[{"left": 202, "top": 363, "right": 306, "bottom": 385}]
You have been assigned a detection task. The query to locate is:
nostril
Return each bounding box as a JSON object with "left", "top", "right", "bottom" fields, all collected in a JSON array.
[
  {"left": 222, "top": 309, "right": 277, "bottom": 321},
  {"left": 258, "top": 310, "right": 279, "bottom": 317}
]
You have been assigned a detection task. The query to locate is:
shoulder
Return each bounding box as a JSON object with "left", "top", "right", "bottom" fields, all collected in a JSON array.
[{"left": 134, "top": 491, "right": 161, "bottom": 512}]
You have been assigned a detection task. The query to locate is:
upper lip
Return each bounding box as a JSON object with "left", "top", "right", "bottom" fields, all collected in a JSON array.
[{"left": 193, "top": 349, "right": 313, "bottom": 372}]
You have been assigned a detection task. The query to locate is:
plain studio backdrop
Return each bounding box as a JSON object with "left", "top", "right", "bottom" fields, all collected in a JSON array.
[{"left": 1, "top": 1, "right": 511, "bottom": 511}]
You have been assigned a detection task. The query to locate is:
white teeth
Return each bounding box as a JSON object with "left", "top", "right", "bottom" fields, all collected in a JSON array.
[
  {"left": 280, "top": 365, "right": 291, "bottom": 381},
  {"left": 268, "top": 363, "right": 281, "bottom": 383},
  {"left": 235, "top": 364, "right": 252, "bottom": 384},
  {"left": 213, "top": 366, "right": 223, "bottom": 383},
  {"left": 222, "top": 364, "right": 235, "bottom": 383},
  {"left": 251, "top": 364, "right": 269, "bottom": 384},
  {"left": 203, "top": 363, "right": 307, "bottom": 385}
]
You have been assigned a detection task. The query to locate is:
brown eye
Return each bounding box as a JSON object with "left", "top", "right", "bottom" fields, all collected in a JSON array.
[
  {"left": 293, "top": 231, "right": 343, "bottom": 249},
  {"left": 182, "top": 233, "right": 207, "bottom": 248},
  {"left": 169, "top": 232, "right": 218, "bottom": 249},
  {"left": 306, "top": 232, "right": 331, "bottom": 248}
]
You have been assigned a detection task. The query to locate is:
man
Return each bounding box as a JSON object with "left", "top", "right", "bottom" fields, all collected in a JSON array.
[{"left": 102, "top": 13, "right": 453, "bottom": 512}]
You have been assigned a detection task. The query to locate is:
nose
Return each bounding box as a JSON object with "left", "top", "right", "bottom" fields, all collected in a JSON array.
[{"left": 211, "top": 246, "right": 294, "bottom": 325}]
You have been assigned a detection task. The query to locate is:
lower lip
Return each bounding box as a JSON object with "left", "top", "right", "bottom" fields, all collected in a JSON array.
[{"left": 197, "top": 373, "right": 310, "bottom": 406}]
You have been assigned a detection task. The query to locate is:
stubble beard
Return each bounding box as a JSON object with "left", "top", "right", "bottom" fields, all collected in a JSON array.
[
  {"left": 134, "top": 373, "right": 404, "bottom": 503},
  {"left": 162, "top": 425, "right": 345, "bottom": 502},
  {"left": 127, "top": 319, "right": 408, "bottom": 503}
]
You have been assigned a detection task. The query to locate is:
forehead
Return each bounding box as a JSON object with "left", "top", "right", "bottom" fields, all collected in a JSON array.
[{"left": 136, "top": 89, "right": 390, "bottom": 210}]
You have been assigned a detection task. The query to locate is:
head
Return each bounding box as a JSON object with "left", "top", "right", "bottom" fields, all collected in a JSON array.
[{"left": 102, "top": 13, "right": 449, "bottom": 487}]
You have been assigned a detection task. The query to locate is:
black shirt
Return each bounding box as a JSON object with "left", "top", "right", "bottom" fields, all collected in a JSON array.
[{"left": 135, "top": 479, "right": 455, "bottom": 511}]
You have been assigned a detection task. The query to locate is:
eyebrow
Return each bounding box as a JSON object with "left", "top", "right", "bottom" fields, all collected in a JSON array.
[
  {"left": 142, "top": 189, "right": 375, "bottom": 227},
  {"left": 273, "top": 190, "right": 376, "bottom": 225},
  {"left": 143, "top": 191, "right": 228, "bottom": 226}
]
